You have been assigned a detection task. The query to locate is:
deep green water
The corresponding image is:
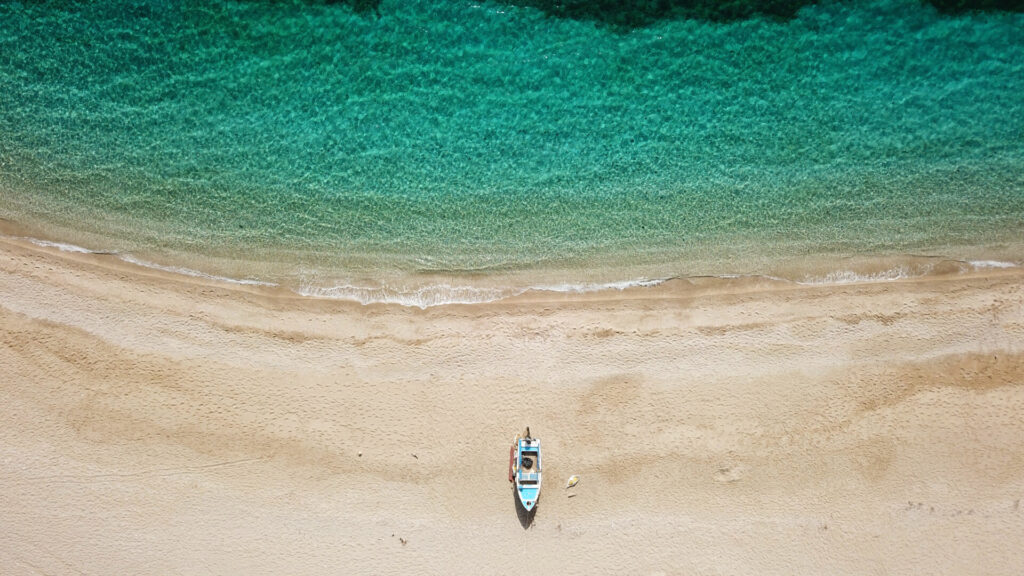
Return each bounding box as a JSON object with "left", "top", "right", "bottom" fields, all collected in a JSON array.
[{"left": 1, "top": 0, "right": 1023, "bottom": 300}]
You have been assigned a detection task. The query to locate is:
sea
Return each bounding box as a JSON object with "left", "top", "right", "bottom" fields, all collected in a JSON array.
[{"left": 2, "top": 0, "right": 1022, "bottom": 307}]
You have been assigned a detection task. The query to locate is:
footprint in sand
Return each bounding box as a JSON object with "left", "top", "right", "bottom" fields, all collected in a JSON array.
[{"left": 714, "top": 464, "right": 746, "bottom": 483}]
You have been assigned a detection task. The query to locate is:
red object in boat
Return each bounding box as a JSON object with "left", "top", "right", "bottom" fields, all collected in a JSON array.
[{"left": 508, "top": 441, "right": 515, "bottom": 483}]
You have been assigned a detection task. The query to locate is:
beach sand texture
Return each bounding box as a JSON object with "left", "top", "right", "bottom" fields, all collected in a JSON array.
[{"left": 2, "top": 235, "right": 1023, "bottom": 574}]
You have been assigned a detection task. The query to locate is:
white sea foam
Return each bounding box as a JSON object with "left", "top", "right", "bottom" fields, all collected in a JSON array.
[
  {"left": 967, "top": 260, "right": 1018, "bottom": 269},
  {"left": 796, "top": 266, "right": 915, "bottom": 285},
  {"left": 26, "top": 238, "right": 100, "bottom": 253},
  {"left": 295, "top": 277, "right": 669, "bottom": 308},
  {"left": 18, "top": 234, "right": 277, "bottom": 286},
  {"left": 528, "top": 278, "right": 667, "bottom": 294},
  {"left": 295, "top": 283, "right": 511, "bottom": 308},
  {"left": 797, "top": 259, "right": 1018, "bottom": 286},
  {"left": 118, "top": 255, "right": 278, "bottom": 287},
  {"left": 15, "top": 232, "right": 1018, "bottom": 306}
]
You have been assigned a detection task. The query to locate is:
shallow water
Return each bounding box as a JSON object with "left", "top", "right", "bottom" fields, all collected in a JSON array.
[{"left": 1, "top": 0, "right": 1022, "bottom": 302}]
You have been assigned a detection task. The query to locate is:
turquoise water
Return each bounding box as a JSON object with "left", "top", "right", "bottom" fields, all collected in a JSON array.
[{"left": 2, "top": 0, "right": 1023, "bottom": 299}]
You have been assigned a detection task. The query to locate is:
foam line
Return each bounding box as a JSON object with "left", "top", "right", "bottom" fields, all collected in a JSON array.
[
  {"left": 967, "top": 260, "right": 1018, "bottom": 269},
  {"left": 12, "top": 233, "right": 1019, "bottom": 307},
  {"left": 796, "top": 267, "right": 915, "bottom": 285},
  {"left": 295, "top": 283, "right": 512, "bottom": 308},
  {"left": 118, "top": 255, "right": 278, "bottom": 287},
  {"left": 26, "top": 238, "right": 102, "bottom": 254}
]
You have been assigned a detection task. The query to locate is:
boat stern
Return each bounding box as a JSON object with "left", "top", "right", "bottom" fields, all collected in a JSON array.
[{"left": 518, "top": 485, "right": 540, "bottom": 511}]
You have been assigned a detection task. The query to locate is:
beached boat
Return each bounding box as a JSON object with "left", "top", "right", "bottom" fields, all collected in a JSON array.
[{"left": 509, "top": 428, "right": 542, "bottom": 511}]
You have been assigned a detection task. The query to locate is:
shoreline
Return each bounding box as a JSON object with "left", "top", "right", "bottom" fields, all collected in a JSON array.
[
  {"left": 1, "top": 218, "right": 1020, "bottom": 308},
  {"left": 2, "top": 227, "right": 1023, "bottom": 573}
]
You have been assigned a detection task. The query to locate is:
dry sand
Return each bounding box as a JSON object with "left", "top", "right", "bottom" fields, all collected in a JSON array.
[{"left": 2, "top": 234, "right": 1023, "bottom": 575}]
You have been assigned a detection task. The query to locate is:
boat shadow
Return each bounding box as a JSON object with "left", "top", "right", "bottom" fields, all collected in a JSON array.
[{"left": 513, "top": 486, "right": 536, "bottom": 529}]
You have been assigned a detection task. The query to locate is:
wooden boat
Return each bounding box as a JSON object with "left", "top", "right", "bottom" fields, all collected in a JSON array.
[{"left": 509, "top": 427, "right": 542, "bottom": 511}]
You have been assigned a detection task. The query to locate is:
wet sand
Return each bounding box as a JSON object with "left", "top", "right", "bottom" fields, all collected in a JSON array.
[{"left": 2, "top": 234, "right": 1023, "bottom": 574}]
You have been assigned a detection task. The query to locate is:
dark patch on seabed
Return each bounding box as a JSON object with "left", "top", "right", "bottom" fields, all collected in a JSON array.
[
  {"left": 11, "top": 0, "right": 1024, "bottom": 21},
  {"left": 492, "top": 0, "right": 1024, "bottom": 28},
  {"left": 250, "top": 0, "right": 1024, "bottom": 26}
]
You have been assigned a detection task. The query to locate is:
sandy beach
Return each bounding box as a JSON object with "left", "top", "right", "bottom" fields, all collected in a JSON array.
[{"left": 2, "top": 233, "right": 1023, "bottom": 574}]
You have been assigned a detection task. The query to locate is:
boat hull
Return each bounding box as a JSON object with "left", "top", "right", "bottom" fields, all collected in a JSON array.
[{"left": 513, "top": 436, "right": 542, "bottom": 511}]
